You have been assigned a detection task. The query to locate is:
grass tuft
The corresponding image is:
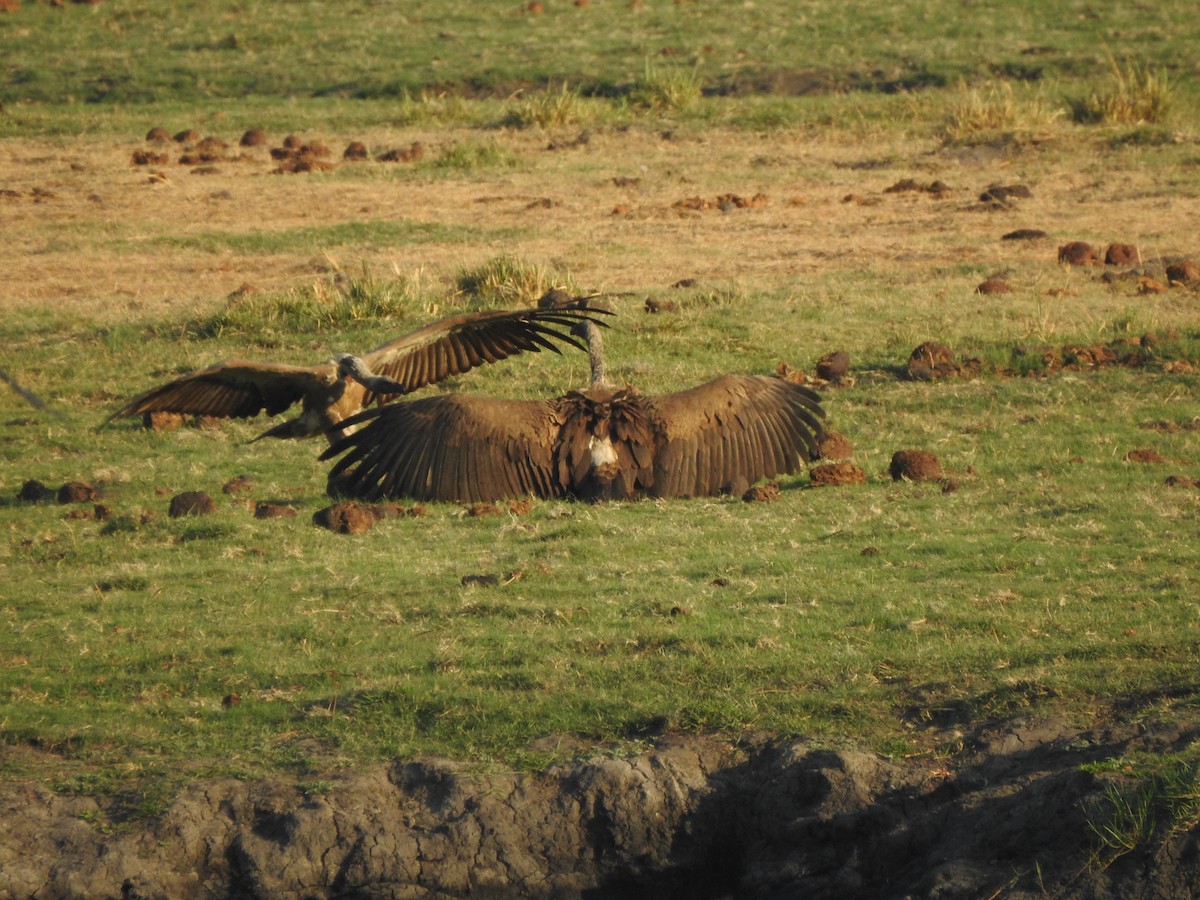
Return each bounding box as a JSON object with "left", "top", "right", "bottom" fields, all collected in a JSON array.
[
  {"left": 453, "top": 256, "right": 575, "bottom": 308},
  {"left": 939, "top": 80, "right": 1063, "bottom": 145},
  {"left": 1070, "top": 58, "right": 1174, "bottom": 126}
]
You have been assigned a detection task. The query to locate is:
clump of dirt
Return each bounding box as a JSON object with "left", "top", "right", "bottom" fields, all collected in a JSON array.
[
  {"left": 173, "top": 129, "right": 201, "bottom": 143},
  {"left": 377, "top": 141, "right": 426, "bottom": 163},
  {"left": 644, "top": 296, "right": 680, "bottom": 314},
  {"left": 1105, "top": 242, "right": 1139, "bottom": 266},
  {"left": 905, "top": 341, "right": 977, "bottom": 381},
  {"left": 742, "top": 481, "right": 780, "bottom": 502},
  {"left": 57, "top": 481, "right": 97, "bottom": 503},
  {"left": 239, "top": 128, "right": 267, "bottom": 147},
  {"left": 809, "top": 462, "right": 866, "bottom": 486},
  {"left": 884, "top": 178, "right": 952, "bottom": 197},
  {"left": 775, "top": 361, "right": 808, "bottom": 384},
  {"left": 1058, "top": 241, "right": 1099, "bottom": 266},
  {"left": 130, "top": 149, "right": 170, "bottom": 166},
  {"left": 222, "top": 475, "right": 254, "bottom": 494},
  {"left": 1125, "top": 447, "right": 1165, "bottom": 464},
  {"left": 144, "top": 127, "right": 171, "bottom": 142},
  {"left": 815, "top": 349, "right": 850, "bottom": 383},
  {"left": 254, "top": 502, "right": 297, "bottom": 519},
  {"left": 17, "top": 479, "right": 55, "bottom": 501},
  {"left": 979, "top": 182, "right": 1032, "bottom": 205},
  {"left": 1166, "top": 260, "right": 1200, "bottom": 285},
  {"left": 1164, "top": 474, "right": 1197, "bottom": 488},
  {"left": 169, "top": 491, "right": 215, "bottom": 517},
  {"left": 313, "top": 501, "right": 383, "bottom": 534},
  {"left": 817, "top": 429, "right": 854, "bottom": 461},
  {"left": 672, "top": 192, "right": 768, "bottom": 213},
  {"left": 889, "top": 449, "right": 942, "bottom": 482},
  {"left": 342, "top": 141, "right": 369, "bottom": 160},
  {"left": 976, "top": 275, "right": 1012, "bottom": 294},
  {"left": 4, "top": 720, "right": 1199, "bottom": 900},
  {"left": 1002, "top": 228, "right": 1048, "bottom": 241}
]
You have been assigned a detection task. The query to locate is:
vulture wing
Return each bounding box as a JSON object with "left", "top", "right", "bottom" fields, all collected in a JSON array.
[
  {"left": 646, "top": 375, "right": 825, "bottom": 498},
  {"left": 321, "top": 394, "right": 562, "bottom": 503},
  {"left": 104, "top": 360, "right": 327, "bottom": 423},
  {"left": 358, "top": 307, "right": 609, "bottom": 402}
]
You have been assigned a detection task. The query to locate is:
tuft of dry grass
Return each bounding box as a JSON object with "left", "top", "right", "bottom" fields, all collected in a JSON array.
[
  {"left": 1070, "top": 58, "right": 1174, "bottom": 125},
  {"left": 939, "top": 80, "right": 1064, "bottom": 145}
]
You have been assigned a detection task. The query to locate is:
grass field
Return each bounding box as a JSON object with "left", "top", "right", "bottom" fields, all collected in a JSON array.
[{"left": 3, "top": 0, "right": 1200, "bottom": 816}]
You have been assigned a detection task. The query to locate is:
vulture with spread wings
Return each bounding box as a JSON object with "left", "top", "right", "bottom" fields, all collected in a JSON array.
[
  {"left": 104, "top": 306, "right": 609, "bottom": 443},
  {"left": 321, "top": 320, "right": 826, "bottom": 502}
]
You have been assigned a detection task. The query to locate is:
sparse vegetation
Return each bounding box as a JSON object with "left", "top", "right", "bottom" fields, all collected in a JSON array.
[
  {"left": 1070, "top": 58, "right": 1175, "bottom": 126},
  {"left": 939, "top": 80, "right": 1064, "bottom": 145}
]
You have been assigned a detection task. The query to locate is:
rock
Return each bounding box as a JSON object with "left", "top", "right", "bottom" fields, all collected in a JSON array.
[
  {"left": 17, "top": 479, "right": 54, "bottom": 502},
  {"left": 817, "top": 430, "right": 854, "bottom": 461},
  {"left": 313, "top": 502, "right": 380, "bottom": 534},
  {"left": 1104, "top": 243, "right": 1139, "bottom": 266},
  {"left": 1058, "top": 241, "right": 1098, "bottom": 266}
]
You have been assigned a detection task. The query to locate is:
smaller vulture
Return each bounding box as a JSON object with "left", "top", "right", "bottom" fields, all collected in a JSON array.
[
  {"left": 321, "top": 321, "right": 826, "bottom": 502},
  {"left": 104, "top": 306, "right": 609, "bottom": 443}
]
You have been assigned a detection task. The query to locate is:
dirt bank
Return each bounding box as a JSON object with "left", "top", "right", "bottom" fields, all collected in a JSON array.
[{"left": 3, "top": 717, "right": 1199, "bottom": 899}]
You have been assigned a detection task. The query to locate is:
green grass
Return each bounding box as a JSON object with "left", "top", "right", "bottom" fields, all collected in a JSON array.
[
  {"left": 3, "top": 0, "right": 1200, "bottom": 814},
  {"left": 4, "top": 291, "right": 1200, "bottom": 803}
]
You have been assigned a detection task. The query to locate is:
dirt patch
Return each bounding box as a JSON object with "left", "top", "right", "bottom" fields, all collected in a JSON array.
[{"left": 3, "top": 720, "right": 1197, "bottom": 899}]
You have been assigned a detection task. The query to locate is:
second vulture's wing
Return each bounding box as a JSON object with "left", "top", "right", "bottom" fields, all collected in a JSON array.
[
  {"left": 105, "top": 360, "right": 327, "bottom": 424},
  {"left": 646, "top": 375, "right": 825, "bottom": 498},
  {"left": 359, "top": 306, "right": 609, "bottom": 402},
  {"left": 321, "top": 394, "right": 563, "bottom": 503}
]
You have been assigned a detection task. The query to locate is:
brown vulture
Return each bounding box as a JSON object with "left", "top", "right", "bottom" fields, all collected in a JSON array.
[
  {"left": 104, "top": 306, "right": 609, "bottom": 443},
  {"left": 320, "top": 320, "right": 826, "bottom": 502}
]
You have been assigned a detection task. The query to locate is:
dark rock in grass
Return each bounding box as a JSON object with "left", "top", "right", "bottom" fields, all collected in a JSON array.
[
  {"left": 145, "top": 127, "right": 172, "bottom": 143},
  {"left": 809, "top": 462, "right": 867, "bottom": 486},
  {"left": 644, "top": 297, "right": 680, "bottom": 314},
  {"left": 889, "top": 450, "right": 943, "bottom": 482},
  {"left": 343, "top": 141, "right": 369, "bottom": 160},
  {"left": 1058, "top": 241, "right": 1098, "bottom": 266},
  {"left": 169, "top": 491, "right": 216, "bottom": 518},
  {"left": 17, "top": 479, "right": 55, "bottom": 502},
  {"left": 815, "top": 349, "right": 850, "bottom": 383},
  {"left": 1164, "top": 474, "right": 1198, "bottom": 488},
  {"left": 173, "top": 129, "right": 202, "bottom": 144},
  {"left": 58, "top": 482, "right": 97, "bottom": 504}
]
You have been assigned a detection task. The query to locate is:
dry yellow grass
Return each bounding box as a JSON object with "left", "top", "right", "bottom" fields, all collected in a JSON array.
[{"left": 4, "top": 123, "right": 1194, "bottom": 331}]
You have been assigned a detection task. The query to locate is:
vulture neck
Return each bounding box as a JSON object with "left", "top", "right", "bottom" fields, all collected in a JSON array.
[{"left": 579, "top": 321, "right": 610, "bottom": 388}]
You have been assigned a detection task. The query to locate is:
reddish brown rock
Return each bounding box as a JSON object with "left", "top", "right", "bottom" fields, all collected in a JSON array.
[
  {"left": 1166, "top": 260, "right": 1200, "bottom": 285},
  {"left": 254, "top": 502, "right": 297, "bottom": 519},
  {"left": 906, "top": 342, "right": 958, "bottom": 381},
  {"left": 976, "top": 277, "right": 1012, "bottom": 295},
  {"left": 742, "top": 482, "right": 781, "bottom": 502}
]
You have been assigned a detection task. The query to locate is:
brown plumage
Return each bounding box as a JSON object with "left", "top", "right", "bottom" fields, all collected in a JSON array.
[
  {"left": 320, "top": 321, "right": 825, "bottom": 502},
  {"left": 104, "top": 306, "right": 609, "bottom": 442}
]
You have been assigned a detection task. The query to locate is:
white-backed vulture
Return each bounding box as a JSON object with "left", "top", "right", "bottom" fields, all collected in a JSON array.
[
  {"left": 320, "top": 320, "right": 826, "bottom": 502},
  {"left": 104, "top": 306, "right": 609, "bottom": 442}
]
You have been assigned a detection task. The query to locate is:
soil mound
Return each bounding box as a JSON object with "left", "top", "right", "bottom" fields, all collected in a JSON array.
[{"left": 4, "top": 721, "right": 1200, "bottom": 899}]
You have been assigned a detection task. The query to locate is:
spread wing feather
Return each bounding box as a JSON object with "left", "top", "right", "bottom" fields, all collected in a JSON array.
[
  {"left": 648, "top": 375, "right": 825, "bottom": 498},
  {"left": 321, "top": 395, "right": 560, "bottom": 503},
  {"left": 105, "top": 360, "right": 327, "bottom": 423},
  {"left": 360, "top": 307, "right": 608, "bottom": 402}
]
